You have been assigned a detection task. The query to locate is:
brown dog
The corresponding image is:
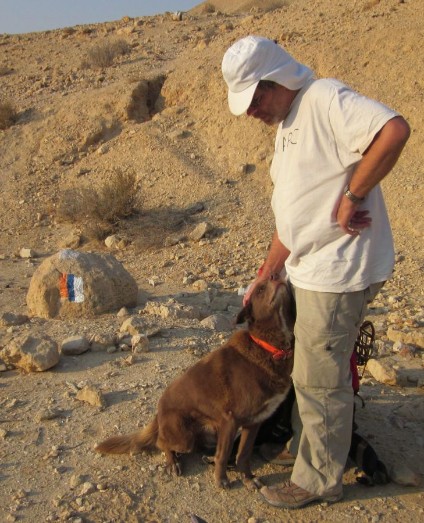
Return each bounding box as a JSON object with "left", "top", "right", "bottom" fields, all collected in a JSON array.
[{"left": 95, "top": 278, "right": 295, "bottom": 488}]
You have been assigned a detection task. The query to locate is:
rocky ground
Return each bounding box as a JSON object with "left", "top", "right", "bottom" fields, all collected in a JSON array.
[{"left": 0, "top": 0, "right": 423, "bottom": 522}]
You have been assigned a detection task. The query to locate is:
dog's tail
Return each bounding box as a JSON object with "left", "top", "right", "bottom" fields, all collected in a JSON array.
[{"left": 95, "top": 417, "right": 159, "bottom": 455}]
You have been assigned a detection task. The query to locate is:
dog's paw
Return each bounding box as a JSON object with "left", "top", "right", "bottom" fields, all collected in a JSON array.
[
  {"left": 165, "top": 462, "right": 182, "bottom": 476},
  {"left": 243, "top": 476, "right": 264, "bottom": 490},
  {"left": 202, "top": 455, "right": 215, "bottom": 466},
  {"left": 216, "top": 477, "right": 231, "bottom": 489}
]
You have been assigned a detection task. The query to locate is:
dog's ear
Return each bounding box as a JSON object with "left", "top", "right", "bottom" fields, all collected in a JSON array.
[{"left": 236, "top": 302, "right": 253, "bottom": 324}]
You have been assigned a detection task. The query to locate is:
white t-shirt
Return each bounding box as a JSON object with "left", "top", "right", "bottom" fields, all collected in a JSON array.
[{"left": 270, "top": 78, "right": 398, "bottom": 292}]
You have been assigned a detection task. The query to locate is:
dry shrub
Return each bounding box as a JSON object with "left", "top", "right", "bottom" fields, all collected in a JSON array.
[
  {"left": 201, "top": 3, "right": 216, "bottom": 13},
  {"left": 85, "top": 39, "right": 131, "bottom": 68},
  {"left": 0, "top": 101, "right": 18, "bottom": 130},
  {"left": 57, "top": 169, "right": 141, "bottom": 226},
  {"left": 248, "top": 0, "right": 287, "bottom": 12}
]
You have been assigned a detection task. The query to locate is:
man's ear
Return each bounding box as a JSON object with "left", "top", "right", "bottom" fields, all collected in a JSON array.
[{"left": 236, "top": 302, "right": 253, "bottom": 324}]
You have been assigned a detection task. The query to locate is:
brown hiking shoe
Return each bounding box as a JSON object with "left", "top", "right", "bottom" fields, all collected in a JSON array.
[
  {"left": 259, "top": 443, "right": 296, "bottom": 465},
  {"left": 260, "top": 481, "right": 343, "bottom": 509}
]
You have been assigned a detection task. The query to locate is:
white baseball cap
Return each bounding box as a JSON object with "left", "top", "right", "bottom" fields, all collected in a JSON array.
[{"left": 222, "top": 36, "right": 314, "bottom": 115}]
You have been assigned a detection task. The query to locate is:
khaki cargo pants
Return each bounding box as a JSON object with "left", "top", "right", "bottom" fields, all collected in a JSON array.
[{"left": 288, "top": 282, "right": 383, "bottom": 496}]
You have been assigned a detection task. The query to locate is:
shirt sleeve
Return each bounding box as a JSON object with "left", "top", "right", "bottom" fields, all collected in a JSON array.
[{"left": 328, "top": 84, "right": 398, "bottom": 157}]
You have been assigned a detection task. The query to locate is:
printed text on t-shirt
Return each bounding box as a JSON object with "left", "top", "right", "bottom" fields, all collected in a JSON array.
[{"left": 281, "top": 129, "right": 299, "bottom": 151}]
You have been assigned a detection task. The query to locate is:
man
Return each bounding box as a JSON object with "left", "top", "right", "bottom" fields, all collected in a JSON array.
[{"left": 222, "top": 36, "right": 410, "bottom": 509}]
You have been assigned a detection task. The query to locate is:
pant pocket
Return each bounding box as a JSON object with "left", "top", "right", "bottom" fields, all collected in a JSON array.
[{"left": 293, "top": 322, "right": 355, "bottom": 390}]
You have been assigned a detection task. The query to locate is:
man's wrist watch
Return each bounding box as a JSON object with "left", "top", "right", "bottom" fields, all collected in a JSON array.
[{"left": 343, "top": 184, "right": 365, "bottom": 204}]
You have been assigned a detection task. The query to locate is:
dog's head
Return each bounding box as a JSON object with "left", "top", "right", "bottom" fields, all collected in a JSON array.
[{"left": 236, "top": 278, "right": 295, "bottom": 346}]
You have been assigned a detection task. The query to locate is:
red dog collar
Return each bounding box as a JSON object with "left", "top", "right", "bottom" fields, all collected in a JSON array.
[{"left": 250, "top": 334, "right": 293, "bottom": 360}]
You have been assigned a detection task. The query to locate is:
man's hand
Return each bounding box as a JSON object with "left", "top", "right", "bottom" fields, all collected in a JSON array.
[
  {"left": 336, "top": 116, "right": 410, "bottom": 236},
  {"left": 243, "top": 278, "right": 263, "bottom": 306},
  {"left": 337, "top": 197, "right": 372, "bottom": 236}
]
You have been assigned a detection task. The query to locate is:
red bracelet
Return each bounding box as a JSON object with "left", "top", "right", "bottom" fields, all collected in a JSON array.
[{"left": 257, "top": 264, "right": 265, "bottom": 276}]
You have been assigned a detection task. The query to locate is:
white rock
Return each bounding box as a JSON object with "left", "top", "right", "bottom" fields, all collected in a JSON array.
[{"left": 20, "top": 248, "right": 35, "bottom": 258}]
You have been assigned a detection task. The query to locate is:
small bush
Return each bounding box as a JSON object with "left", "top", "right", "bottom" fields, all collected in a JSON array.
[
  {"left": 0, "top": 101, "right": 18, "bottom": 130},
  {"left": 85, "top": 39, "right": 131, "bottom": 69},
  {"left": 200, "top": 3, "right": 215, "bottom": 13},
  {"left": 57, "top": 169, "right": 141, "bottom": 226}
]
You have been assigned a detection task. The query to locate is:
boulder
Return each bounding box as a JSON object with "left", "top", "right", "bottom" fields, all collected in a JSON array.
[
  {"left": 1, "top": 335, "right": 59, "bottom": 372},
  {"left": 26, "top": 250, "right": 138, "bottom": 319}
]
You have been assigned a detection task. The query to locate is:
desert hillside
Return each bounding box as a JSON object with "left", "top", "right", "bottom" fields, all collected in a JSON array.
[{"left": 0, "top": 0, "right": 423, "bottom": 522}]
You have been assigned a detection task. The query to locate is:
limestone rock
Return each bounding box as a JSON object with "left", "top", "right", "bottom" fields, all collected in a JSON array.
[
  {"left": 104, "top": 235, "right": 127, "bottom": 250},
  {"left": 120, "top": 315, "right": 146, "bottom": 335},
  {"left": 26, "top": 249, "right": 138, "bottom": 319},
  {"left": 200, "top": 314, "right": 232, "bottom": 332},
  {"left": 144, "top": 299, "right": 203, "bottom": 320},
  {"left": 75, "top": 385, "right": 105, "bottom": 408},
  {"left": 387, "top": 326, "right": 424, "bottom": 348},
  {"left": 0, "top": 312, "right": 29, "bottom": 327},
  {"left": 189, "top": 222, "right": 212, "bottom": 241},
  {"left": 366, "top": 357, "right": 398, "bottom": 385},
  {"left": 389, "top": 463, "right": 422, "bottom": 487},
  {"left": 367, "top": 355, "right": 424, "bottom": 387},
  {"left": 131, "top": 334, "right": 150, "bottom": 353},
  {"left": 90, "top": 333, "right": 116, "bottom": 352},
  {"left": 1, "top": 335, "right": 60, "bottom": 372},
  {"left": 61, "top": 336, "right": 90, "bottom": 355},
  {"left": 192, "top": 279, "right": 209, "bottom": 291},
  {"left": 171, "top": 11, "right": 183, "bottom": 21},
  {"left": 20, "top": 248, "right": 36, "bottom": 258},
  {"left": 210, "top": 296, "right": 230, "bottom": 312}
]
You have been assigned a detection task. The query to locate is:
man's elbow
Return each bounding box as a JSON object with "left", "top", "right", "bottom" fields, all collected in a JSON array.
[{"left": 390, "top": 115, "right": 411, "bottom": 148}]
